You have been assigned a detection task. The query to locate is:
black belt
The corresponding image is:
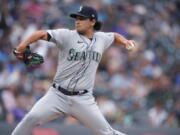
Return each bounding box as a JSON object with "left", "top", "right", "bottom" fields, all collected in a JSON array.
[{"left": 52, "top": 83, "right": 88, "bottom": 96}]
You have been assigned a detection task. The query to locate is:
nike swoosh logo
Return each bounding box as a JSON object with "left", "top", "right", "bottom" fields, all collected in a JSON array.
[{"left": 77, "top": 41, "right": 83, "bottom": 44}]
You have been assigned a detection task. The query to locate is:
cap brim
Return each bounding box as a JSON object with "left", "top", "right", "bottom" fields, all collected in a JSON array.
[{"left": 70, "top": 13, "right": 88, "bottom": 18}]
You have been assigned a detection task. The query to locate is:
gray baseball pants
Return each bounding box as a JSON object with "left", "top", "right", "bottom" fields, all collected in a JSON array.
[{"left": 11, "top": 86, "right": 126, "bottom": 135}]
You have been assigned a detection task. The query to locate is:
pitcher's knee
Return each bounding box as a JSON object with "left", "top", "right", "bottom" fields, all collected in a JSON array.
[{"left": 23, "top": 112, "right": 43, "bottom": 127}]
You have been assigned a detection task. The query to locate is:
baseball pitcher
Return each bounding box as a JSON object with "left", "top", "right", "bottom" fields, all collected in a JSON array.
[{"left": 12, "top": 5, "right": 135, "bottom": 135}]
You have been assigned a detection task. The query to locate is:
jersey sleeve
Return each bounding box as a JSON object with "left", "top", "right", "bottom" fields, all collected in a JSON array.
[
  {"left": 102, "top": 32, "right": 115, "bottom": 50},
  {"left": 47, "top": 28, "right": 70, "bottom": 48}
]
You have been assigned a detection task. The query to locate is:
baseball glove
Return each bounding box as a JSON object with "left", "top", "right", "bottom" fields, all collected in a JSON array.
[{"left": 13, "top": 46, "right": 44, "bottom": 67}]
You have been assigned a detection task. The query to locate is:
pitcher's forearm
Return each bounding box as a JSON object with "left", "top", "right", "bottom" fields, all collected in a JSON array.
[
  {"left": 113, "top": 32, "right": 135, "bottom": 50},
  {"left": 113, "top": 32, "right": 128, "bottom": 46},
  {"left": 16, "top": 30, "right": 48, "bottom": 52}
]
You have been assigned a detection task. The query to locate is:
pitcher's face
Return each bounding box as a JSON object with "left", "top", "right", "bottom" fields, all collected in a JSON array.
[{"left": 75, "top": 16, "right": 95, "bottom": 34}]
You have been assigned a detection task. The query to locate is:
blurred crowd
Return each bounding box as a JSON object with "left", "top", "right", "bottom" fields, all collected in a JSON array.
[{"left": 0, "top": 0, "right": 180, "bottom": 128}]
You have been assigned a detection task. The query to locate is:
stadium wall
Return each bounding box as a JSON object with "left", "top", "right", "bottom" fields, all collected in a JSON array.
[{"left": 0, "top": 123, "right": 180, "bottom": 135}]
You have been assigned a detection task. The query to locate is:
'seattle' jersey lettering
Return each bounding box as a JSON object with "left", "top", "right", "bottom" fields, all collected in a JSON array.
[
  {"left": 67, "top": 48, "right": 101, "bottom": 62},
  {"left": 47, "top": 29, "right": 114, "bottom": 92}
]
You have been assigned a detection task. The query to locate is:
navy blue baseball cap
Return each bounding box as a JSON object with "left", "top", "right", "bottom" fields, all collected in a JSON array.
[{"left": 70, "top": 5, "right": 102, "bottom": 30}]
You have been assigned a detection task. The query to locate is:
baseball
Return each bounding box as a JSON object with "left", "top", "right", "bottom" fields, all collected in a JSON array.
[{"left": 126, "top": 42, "right": 135, "bottom": 50}]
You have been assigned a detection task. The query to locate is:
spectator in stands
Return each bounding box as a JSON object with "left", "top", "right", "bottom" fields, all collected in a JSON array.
[{"left": 148, "top": 101, "right": 168, "bottom": 127}]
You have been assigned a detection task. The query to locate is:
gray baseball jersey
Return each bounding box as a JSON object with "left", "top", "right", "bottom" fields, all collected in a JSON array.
[
  {"left": 11, "top": 29, "right": 127, "bottom": 135},
  {"left": 47, "top": 29, "right": 114, "bottom": 92}
]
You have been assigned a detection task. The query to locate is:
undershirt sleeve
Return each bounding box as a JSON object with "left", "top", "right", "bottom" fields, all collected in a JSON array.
[
  {"left": 47, "top": 29, "right": 70, "bottom": 48},
  {"left": 47, "top": 32, "right": 52, "bottom": 41}
]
